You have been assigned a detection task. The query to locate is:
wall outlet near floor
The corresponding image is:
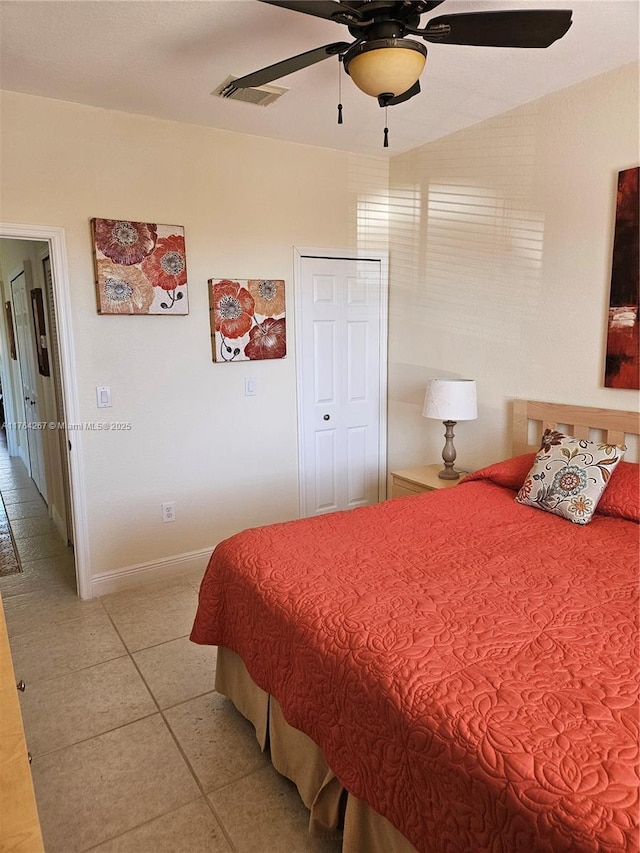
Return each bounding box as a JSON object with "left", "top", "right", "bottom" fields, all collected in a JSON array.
[{"left": 162, "top": 501, "right": 176, "bottom": 523}]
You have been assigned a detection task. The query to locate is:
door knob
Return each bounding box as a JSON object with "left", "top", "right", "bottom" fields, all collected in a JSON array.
[{"left": 323, "top": 414, "right": 330, "bottom": 421}]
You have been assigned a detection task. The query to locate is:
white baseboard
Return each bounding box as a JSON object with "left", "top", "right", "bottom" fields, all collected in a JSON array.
[
  {"left": 51, "top": 504, "right": 67, "bottom": 544},
  {"left": 91, "top": 547, "right": 213, "bottom": 598}
]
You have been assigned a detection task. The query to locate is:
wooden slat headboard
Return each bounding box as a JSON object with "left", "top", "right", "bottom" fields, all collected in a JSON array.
[{"left": 513, "top": 400, "right": 640, "bottom": 456}]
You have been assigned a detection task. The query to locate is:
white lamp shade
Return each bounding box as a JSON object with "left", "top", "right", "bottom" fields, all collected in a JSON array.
[{"left": 422, "top": 379, "right": 477, "bottom": 422}]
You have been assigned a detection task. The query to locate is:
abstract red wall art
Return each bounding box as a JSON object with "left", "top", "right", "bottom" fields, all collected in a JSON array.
[{"left": 605, "top": 166, "right": 639, "bottom": 389}]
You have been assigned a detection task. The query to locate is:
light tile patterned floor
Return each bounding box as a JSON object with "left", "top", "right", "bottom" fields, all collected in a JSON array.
[
  {"left": 0, "top": 482, "right": 21, "bottom": 576},
  {"left": 0, "top": 435, "right": 342, "bottom": 853}
]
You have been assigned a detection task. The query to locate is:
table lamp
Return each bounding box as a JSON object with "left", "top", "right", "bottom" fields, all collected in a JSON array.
[{"left": 422, "top": 379, "right": 477, "bottom": 480}]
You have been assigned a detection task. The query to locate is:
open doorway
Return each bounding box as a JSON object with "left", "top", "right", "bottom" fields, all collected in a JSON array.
[
  {"left": 0, "top": 223, "right": 89, "bottom": 599},
  {"left": 0, "top": 238, "right": 75, "bottom": 590}
]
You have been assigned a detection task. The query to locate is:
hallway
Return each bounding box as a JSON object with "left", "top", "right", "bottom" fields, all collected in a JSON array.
[{"left": 0, "top": 428, "right": 75, "bottom": 593}]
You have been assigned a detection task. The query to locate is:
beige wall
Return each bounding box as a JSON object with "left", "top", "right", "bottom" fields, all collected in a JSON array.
[
  {"left": 0, "top": 91, "right": 387, "bottom": 582},
  {"left": 1, "top": 63, "right": 638, "bottom": 588},
  {"left": 387, "top": 62, "right": 640, "bottom": 474}
]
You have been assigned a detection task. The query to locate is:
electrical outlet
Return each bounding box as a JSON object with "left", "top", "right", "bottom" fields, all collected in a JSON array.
[{"left": 162, "top": 501, "right": 176, "bottom": 523}]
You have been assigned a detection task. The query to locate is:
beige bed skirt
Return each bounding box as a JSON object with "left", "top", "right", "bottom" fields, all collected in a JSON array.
[{"left": 215, "top": 645, "right": 417, "bottom": 853}]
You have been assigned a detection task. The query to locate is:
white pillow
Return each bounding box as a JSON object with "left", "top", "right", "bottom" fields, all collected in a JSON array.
[{"left": 515, "top": 430, "right": 626, "bottom": 524}]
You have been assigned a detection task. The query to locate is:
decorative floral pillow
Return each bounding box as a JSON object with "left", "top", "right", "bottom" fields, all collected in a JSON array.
[{"left": 515, "top": 430, "right": 626, "bottom": 524}]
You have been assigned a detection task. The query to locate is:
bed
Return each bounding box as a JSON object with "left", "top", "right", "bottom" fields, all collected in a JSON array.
[{"left": 191, "top": 400, "right": 640, "bottom": 853}]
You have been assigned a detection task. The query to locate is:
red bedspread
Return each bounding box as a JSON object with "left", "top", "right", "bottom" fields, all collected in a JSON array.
[{"left": 191, "top": 458, "right": 640, "bottom": 852}]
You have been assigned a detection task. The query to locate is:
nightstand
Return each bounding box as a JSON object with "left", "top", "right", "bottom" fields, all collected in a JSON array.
[{"left": 389, "top": 463, "right": 466, "bottom": 498}]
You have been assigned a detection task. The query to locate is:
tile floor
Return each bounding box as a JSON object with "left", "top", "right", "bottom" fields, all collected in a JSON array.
[{"left": 0, "top": 437, "right": 342, "bottom": 853}]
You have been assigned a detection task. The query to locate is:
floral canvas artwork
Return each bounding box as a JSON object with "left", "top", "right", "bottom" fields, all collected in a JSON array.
[
  {"left": 604, "top": 167, "right": 639, "bottom": 388},
  {"left": 209, "top": 279, "right": 286, "bottom": 362},
  {"left": 91, "top": 219, "right": 189, "bottom": 314}
]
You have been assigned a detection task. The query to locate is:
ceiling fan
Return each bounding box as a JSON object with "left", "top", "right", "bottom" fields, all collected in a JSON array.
[{"left": 221, "top": 0, "right": 573, "bottom": 111}]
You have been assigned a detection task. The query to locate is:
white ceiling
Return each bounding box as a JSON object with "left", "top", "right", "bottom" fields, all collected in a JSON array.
[{"left": 0, "top": 0, "right": 638, "bottom": 157}]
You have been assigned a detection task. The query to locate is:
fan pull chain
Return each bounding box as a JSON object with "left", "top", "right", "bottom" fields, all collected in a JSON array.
[
  {"left": 383, "top": 106, "right": 389, "bottom": 148},
  {"left": 337, "top": 56, "right": 343, "bottom": 125}
]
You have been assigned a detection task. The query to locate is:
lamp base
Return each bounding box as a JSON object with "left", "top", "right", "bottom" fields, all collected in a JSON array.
[
  {"left": 438, "top": 420, "right": 459, "bottom": 480},
  {"left": 438, "top": 466, "right": 460, "bottom": 481}
]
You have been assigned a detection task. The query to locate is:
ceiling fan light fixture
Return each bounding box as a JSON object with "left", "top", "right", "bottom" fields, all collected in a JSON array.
[{"left": 344, "top": 38, "right": 427, "bottom": 99}]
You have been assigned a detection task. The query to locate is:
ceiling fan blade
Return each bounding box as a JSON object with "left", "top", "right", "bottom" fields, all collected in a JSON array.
[
  {"left": 224, "top": 42, "right": 351, "bottom": 91},
  {"left": 379, "top": 80, "right": 421, "bottom": 107},
  {"left": 422, "top": 10, "right": 573, "bottom": 48},
  {"left": 259, "top": 0, "right": 363, "bottom": 23}
]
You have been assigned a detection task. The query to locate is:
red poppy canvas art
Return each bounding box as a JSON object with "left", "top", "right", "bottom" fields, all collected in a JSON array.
[
  {"left": 209, "top": 278, "right": 286, "bottom": 362},
  {"left": 91, "top": 219, "right": 189, "bottom": 314},
  {"left": 604, "top": 167, "right": 639, "bottom": 389}
]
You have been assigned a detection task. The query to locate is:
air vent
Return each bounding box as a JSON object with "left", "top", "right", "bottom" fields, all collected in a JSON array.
[{"left": 212, "top": 76, "right": 289, "bottom": 107}]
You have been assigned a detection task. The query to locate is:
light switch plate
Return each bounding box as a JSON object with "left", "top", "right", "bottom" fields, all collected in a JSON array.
[{"left": 96, "top": 386, "right": 112, "bottom": 408}]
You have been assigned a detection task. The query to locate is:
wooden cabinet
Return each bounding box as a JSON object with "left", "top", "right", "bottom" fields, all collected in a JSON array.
[
  {"left": 389, "top": 464, "right": 465, "bottom": 498},
  {"left": 0, "top": 593, "right": 44, "bottom": 852}
]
